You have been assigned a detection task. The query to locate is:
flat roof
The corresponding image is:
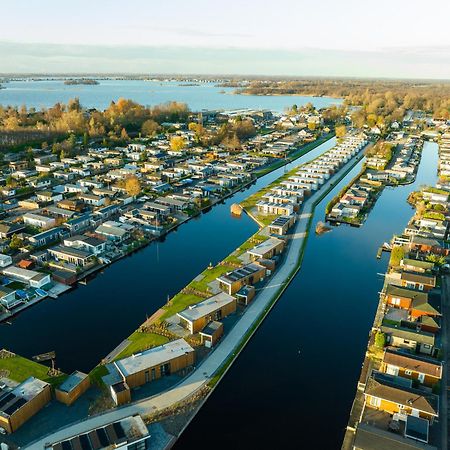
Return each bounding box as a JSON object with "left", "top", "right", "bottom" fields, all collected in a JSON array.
[
  {"left": 405, "top": 415, "right": 430, "bottom": 444},
  {"left": 51, "top": 415, "right": 149, "bottom": 450},
  {"left": 247, "top": 237, "right": 284, "bottom": 258},
  {"left": 114, "top": 339, "right": 194, "bottom": 377},
  {"left": 58, "top": 371, "right": 88, "bottom": 394},
  {"left": 217, "top": 263, "right": 265, "bottom": 285},
  {"left": 200, "top": 321, "right": 223, "bottom": 336},
  {"left": 0, "top": 377, "right": 49, "bottom": 418},
  {"left": 177, "top": 292, "right": 235, "bottom": 322},
  {"left": 50, "top": 245, "right": 93, "bottom": 259}
]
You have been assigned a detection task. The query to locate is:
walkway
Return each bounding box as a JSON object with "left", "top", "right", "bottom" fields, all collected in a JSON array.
[{"left": 25, "top": 151, "right": 364, "bottom": 449}]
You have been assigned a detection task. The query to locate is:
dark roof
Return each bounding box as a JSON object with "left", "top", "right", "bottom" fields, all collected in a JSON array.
[
  {"left": 200, "top": 321, "right": 223, "bottom": 336},
  {"left": 400, "top": 271, "right": 436, "bottom": 286},
  {"left": 365, "top": 377, "right": 439, "bottom": 416},
  {"left": 411, "top": 292, "right": 441, "bottom": 315},
  {"left": 383, "top": 348, "right": 442, "bottom": 378},
  {"left": 354, "top": 423, "right": 437, "bottom": 450},
  {"left": 381, "top": 324, "right": 435, "bottom": 345},
  {"left": 385, "top": 285, "right": 428, "bottom": 302}
]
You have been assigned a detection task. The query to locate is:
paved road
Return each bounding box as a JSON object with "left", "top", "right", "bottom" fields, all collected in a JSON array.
[{"left": 25, "top": 151, "right": 363, "bottom": 449}]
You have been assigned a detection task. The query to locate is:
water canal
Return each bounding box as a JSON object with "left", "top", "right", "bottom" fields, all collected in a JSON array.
[
  {"left": 0, "top": 138, "right": 337, "bottom": 373},
  {"left": 175, "top": 141, "right": 439, "bottom": 450}
]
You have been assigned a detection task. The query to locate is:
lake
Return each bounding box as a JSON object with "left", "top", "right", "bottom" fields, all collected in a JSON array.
[{"left": 0, "top": 79, "right": 342, "bottom": 112}]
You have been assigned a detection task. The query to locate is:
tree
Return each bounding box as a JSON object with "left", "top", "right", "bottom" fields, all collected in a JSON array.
[
  {"left": 120, "top": 127, "right": 129, "bottom": 141},
  {"left": 308, "top": 122, "right": 316, "bottom": 131},
  {"left": 374, "top": 331, "right": 386, "bottom": 349},
  {"left": 9, "top": 234, "right": 23, "bottom": 251},
  {"left": 170, "top": 136, "right": 186, "bottom": 152},
  {"left": 426, "top": 254, "right": 446, "bottom": 266},
  {"left": 124, "top": 175, "right": 141, "bottom": 197},
  {"left": 335, "top": 125, "right": 347, "bottom": 138},
  {"left": 141, "top": 119, "right": 160, "bottom": 137},
  {"left": 389, "top": 245, "right": 405, "bottom": 267}
]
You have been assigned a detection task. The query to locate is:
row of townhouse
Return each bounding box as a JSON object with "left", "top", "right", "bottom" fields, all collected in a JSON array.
[
  {"left": 349, "top": 158, "right": 450, "bottom": 448},
  {"left": 352, "top": 249, "right": 444, "bottom": 449},
  {"left": 256, "top": 134, "right": 367, "bottom": 217}
]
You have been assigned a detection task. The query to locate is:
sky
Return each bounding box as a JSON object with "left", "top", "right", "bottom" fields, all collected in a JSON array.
[{"left": 1, "top": 0, "right": 450, "bottom": 78}]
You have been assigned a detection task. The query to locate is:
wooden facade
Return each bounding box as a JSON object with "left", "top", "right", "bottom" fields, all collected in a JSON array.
[
  {"left": 55, "top": 371, "right": 90, "bottom": 406},
  {"left": 0, "top": 380, "right": 52, "bottom": 433},
  {"left": 123, "top": 351, "right": 195, "bottom": 388}
]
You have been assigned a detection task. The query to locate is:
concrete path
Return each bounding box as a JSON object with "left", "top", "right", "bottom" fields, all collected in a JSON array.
[{"left": 25, "top": 151, "right": 363, "bottom": 449}]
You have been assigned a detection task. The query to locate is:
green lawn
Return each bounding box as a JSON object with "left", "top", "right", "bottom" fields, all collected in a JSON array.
[
  {"left": 159, "top": 292, "right": 204, "bottom": 322},
  {"left": 89, "top": 364, "right": 109, "bottom": 387},
  {"left": 114, "top": 332, "right": 169, "bottom": 360},
  {"left": 0, "top": 354, "right": 67, "bottom": 387},
  {"left": 188, "top": 264, "right": 235, "bottom": 293}
]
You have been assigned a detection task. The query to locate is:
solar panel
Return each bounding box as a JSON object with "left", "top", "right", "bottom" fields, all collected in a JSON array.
[
  {"left": 61, "top": 440, "right": 72, "bottom": 450},
  {"left": 79, "top": 434, "right": 92, "bottom": 450},
  {"left": 112, "top": 422, "right": 126, "bottom": 440},
  {"left": 96, "top": 428, "right": 110, "bottom": 447},
  {"left": 0, "top": 392, "right": 15, "bottom": 409},
  {"left": 4, "top": 397, "right": 27, "bottom": 415}
]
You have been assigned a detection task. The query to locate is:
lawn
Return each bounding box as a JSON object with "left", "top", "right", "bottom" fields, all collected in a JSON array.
[
  {"left": 188, "top": 264, "right": 235, "bottom": 293},
  {"left": 159, "top": 292, "right": 204, "bottom": 322},
  {"left": 0, "top": 354, "right": 67, "bottom": 387},
  {"left": 89, "top": 364, "right": 109, "bottom": 387},
  {"left": 114, "top": 332, "right": 169, "bottom": 360}
]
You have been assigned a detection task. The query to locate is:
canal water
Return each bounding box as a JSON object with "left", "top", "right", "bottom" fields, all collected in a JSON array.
[
  {"left": 0, "top": 138, "right": 337, "bottom": 372},
  {"left": 0, "top": 80, "right": 341, "bottom": 112},
  {"left": 175, "top": 141, "right": 439, "bottom": 450}
]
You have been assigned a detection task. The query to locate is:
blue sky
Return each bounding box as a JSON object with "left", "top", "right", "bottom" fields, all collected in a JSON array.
[{"left": 1, "top": 0, "right": 450, "bottom": 78}]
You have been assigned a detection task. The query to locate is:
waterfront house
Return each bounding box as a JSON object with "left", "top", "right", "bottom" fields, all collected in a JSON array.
[
  {"left": 399, "top": 272, "right": 436, "bottom": 291},
  {"left": 55, "top": 371, "right": 90, "bottom": 406},
  {"left": 0, "top": 286, "right": 20, "bottom": 309},
  {"left": 408, "top": 236, "right": 450, "bottom": 256},
  {"left": 381, "top": 348, "right": 442, "bottom": 387},
  {"left": 0, "top": 377, "right": 52, "bottom": 434},
  {"left": 363, "top": 374, "right": 439, "bottom": 423},
  {"left": 2, "top": 266, "right": 51, "bottom": 289},
  {"left": 256, "top": 201, "right": 294, "bottom": 216},
  {"left": 177, "top": 292, "right": 236, "bottom": 334},
  {"left": 112, "top": 339, "right": 195, "bottom": 390},
  {"left": 400, "top": 258, "right": 435, "bottom": 274},
  {"left": 384, "top": 285, "right": 428, "bottom": 310},
  {"left": 48, "top": 245, "right": 96, "bottom": 268},
  {"left": 247, "top": 237, "right": 285, "bottom": 261},
  {"left": 217, "top": 262, "right": 266, "bottom": 295},
  {"left": 95, "top": 221, "right": 129, "bottom": 242},
  {"left": 268, "top": 215, "right": 296, "bottom": 235},
  {"left": 63, "top": 235, "right": 106, "bottom": 256},
  {"left": 380, "top": 324, "right": 436, "bottom": 356}
]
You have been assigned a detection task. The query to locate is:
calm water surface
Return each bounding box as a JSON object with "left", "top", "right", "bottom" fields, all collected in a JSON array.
[
  {"left": 0, "top": 138, "right": 337, "bottom": 372},
  {"left": 175, "top": 141, "right": 439, "bottom": 450},
  {"left": 0, "top": 80, "right": 341, "bottom": 112}
]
